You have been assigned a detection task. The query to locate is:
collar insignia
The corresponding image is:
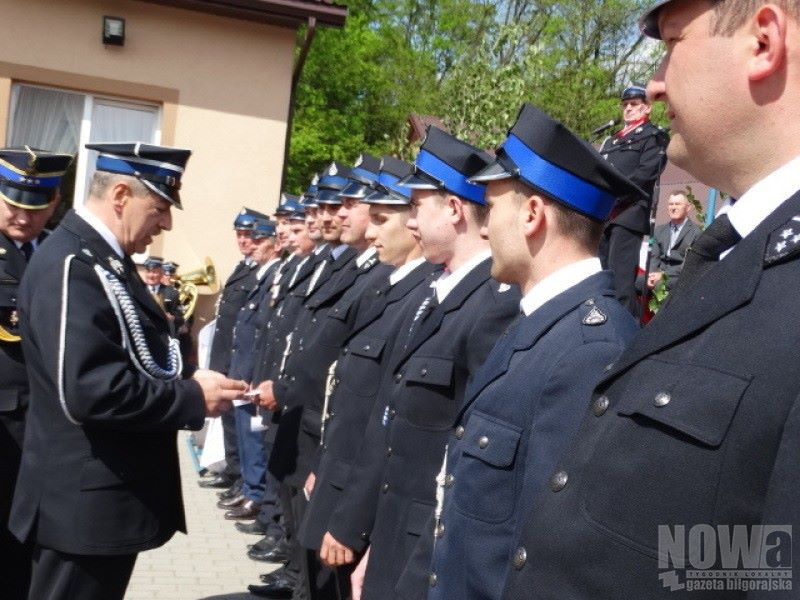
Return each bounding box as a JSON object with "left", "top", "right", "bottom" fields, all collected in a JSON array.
[
  {"left": 583, "top": 304, "right": 607, "bottom": 326},
  {"left": 108, "top": 256, "right": 124, "bottom": 275}
]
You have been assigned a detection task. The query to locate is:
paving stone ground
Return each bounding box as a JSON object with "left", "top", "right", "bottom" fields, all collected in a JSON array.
[{"left": 125, "top": 433, "right": 279, "bottom": 600}]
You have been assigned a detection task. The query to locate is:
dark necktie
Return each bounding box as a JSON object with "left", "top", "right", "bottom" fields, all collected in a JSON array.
[
  {"left": 20, "top": 241, "right": 33, "bottom": 262},
  {"left": 674, "top": 214, "right": 741, "bottom": 293}
]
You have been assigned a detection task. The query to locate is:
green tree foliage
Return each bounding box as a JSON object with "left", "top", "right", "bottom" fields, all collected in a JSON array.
[{"left": 287, "top": 0, "right": 666, "bottom": 192}]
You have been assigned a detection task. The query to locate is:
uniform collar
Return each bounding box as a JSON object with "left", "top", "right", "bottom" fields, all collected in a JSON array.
[
  {"left": 75, "top": 206, "right": 125, "bottom": 258},
  {"left": 355, "top": 246, "right": 377, "bottom": 268},
  {"left": 435, "top": 249, "right": 491, "bottom": 303},
  {"left": 389, "top": 257, "right": 426, "bottom": 285},
  {"left": 521, "top": 257, "right": 602, "bottom": 317}
]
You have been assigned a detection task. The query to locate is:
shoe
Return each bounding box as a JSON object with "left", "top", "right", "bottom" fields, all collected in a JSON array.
[
  {"left": 248, "top": 534, "right": 281, "bottom": 552},
  {"left": 217, "top": 494, "right": 245, "bottom": 509},
  {"left": 247, "top": 574, "right": 296, "bottom": 598},
  {"left": 225, "top": 499, "right": 260, "bottom": 520},
  {"left": 236, "top": 520, "right": 269, "bottom": 535},
  {"left": 248, "top": 538, "right": 291, "bottom": 563},
  {"left": 259, "top": 565, "right": 292, "bottom": 584},
  {"left": 217, "top": 482, "right": 243, "bottom": 500},
  {"left": 198, "top": 474, "right": 235, "bottom": 489}
]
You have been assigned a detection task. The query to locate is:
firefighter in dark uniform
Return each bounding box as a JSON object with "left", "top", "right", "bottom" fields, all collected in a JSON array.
[
  {"left": 503, "top": 1, "right": 800, "bottom": 598},
  {"left": 418, "top": 105, "right": 642, "bottom": 600},
  {"left": 201, "top": 207, "right": 266, "bottom": 492},
  {"left": 599, "top": 84, "right": 669, "bottom": 316},
  {"left": 0, "top": 147, "right": 72, "bottom": 600},
  {"left": 330, "top": 129, "right": 521, "bottom": 600},
  {"left": 9, "top": 142, "right": 244, "bottom": 600}
]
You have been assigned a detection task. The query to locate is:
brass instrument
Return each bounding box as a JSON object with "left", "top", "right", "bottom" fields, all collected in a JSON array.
[{"left": 174, "top": 257, "right": 218, "bottom": 319}]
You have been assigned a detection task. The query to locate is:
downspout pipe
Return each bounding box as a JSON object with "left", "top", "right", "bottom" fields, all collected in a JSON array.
[{"left": 280, "top": 16, "right": 317, "bottom": 194}]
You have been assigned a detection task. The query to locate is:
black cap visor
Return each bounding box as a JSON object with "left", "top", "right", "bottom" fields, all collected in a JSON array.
[
  {"left": 468, "top": 154, "right": 517, "bottom": 184},
  {"left": 141, "top": 179, "right": 182, "bottom": 210},
  {"left": 315, "top": 188, "right": 344, "bottom": 205},
  {"left": 339, "top": 181, "right": 373, "bottom": 199},
  {"left": 0, "top": 181, "right": 56, "bottom": 210},
  {"left": 397, "top": 168, "right": 441, "bottom": 190}
]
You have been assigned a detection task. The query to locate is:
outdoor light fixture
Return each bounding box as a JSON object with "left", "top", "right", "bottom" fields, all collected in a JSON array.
[{"left": 103, "top": 16, "right": 125, "bottom": 46}]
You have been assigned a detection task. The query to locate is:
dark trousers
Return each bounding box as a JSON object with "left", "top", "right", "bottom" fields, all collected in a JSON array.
[
  {"left": 257, "top": 439, "right": 285, "bottom": 539},
  {"left": 221, "top": 410, "right": 241, "bottom": 480},
  {"left": 599, "top": 224, "right": 644, "bottom": 317},
  {"left": 1, "top": 410, "right": 31, "bottom": 600},
  {"left": 28, "top": 545, "right": 136, "bottom": 600}
]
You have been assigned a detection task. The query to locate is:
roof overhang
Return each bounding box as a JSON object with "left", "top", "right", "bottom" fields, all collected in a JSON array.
[{"left": 136, "top": 0, "right": 348, "bottom": 29}]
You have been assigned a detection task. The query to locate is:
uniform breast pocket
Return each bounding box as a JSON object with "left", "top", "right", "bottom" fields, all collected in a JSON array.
[
  {"left": 453, "top": 411, "right": 522, "bottom": 524},
  {"left": 581, "top": 358, "right": 751, "bottom": 555},
  {"left": 347, "top": 335, "right": 387, "bottom": 396},
  {"left": 403, "top": 356, "right": 456, "bottom": 428}
]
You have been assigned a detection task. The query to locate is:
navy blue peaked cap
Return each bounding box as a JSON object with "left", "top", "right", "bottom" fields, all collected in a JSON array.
[
  {"left": 163, "top": 261, "right": 179, "bottom": 273},
  {"left": 0, "top": 147, "right": 73, "bottom": 210},
  {"left": 622, "top": 84, "right": 648, "bottom": 101},
  {"left": 87, "top": 142, "right": 191, "bottom": 209},
  {"left": 316, "top": 162, "right": 353, "bottom": 205},
  {"left": 302, "top": 174, "right": 320, "bottom": 208},
  {"left": 275, "top": 193, "right": 302, "bottom": 216},
  {"left": 399, "top": 127, "right": 492, "bottom": 205},
  {"left": 471, "top": 104, "right": 647, "bottom": 221},
  {"left": 143, "top": 256, "right": 164, "bottom": 269},
  {"left": 364, "top": 157, "right": 414, "bottom": 205},
  {"left": 234, "top": 206, "right": 269, "bottom": 230},
  {"left": 251, "top": 217, "right": 277, "bottom": 239},
  {"left": 340, "top": 153, "right": 382, "bottom": 199}
]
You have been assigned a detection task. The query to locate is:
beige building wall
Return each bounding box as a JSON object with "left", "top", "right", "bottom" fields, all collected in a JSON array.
[{"left": 0, "top": 0, "right": 297, "bottom": 327}]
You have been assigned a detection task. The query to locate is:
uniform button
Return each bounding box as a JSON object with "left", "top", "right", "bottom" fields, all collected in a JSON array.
[
  {"left": 343, "top": 347, "right": 349, "bottom": 355},
  {"left": 592, "top": 395, "right": 610, "bottom": 417},
  {"left": 604, "top": 362, "right": 615, "bottom": 372},
  {"left": 389, "top": 408, "right": 397, "bottom": 418},
  {"left": 550, "top": 470, "right": 568, "bottom": 492},
  {"left": 381, "top": 482, "right": 389, "bottom": 493},
  {"left": 435, "top": 522, "right": 445, "bottom": 538},
  {"left": 512, "top": 546, "right": 527, "bottom": 570},
  {"left": 322, "top": 444, "right": 328, "bottom": 451},
  {"left": 290, "top": 376, "right": 296, "bottom": 382},
  {"left": 311, "top": 317, "right": 317, "bottom": 324},
  {"left": 386, "top": 447, "right": 393, "bottom": 457},
  {"left": 478, "top": 436, "right": 489, "bottom": 449},
  {"left": 454, "top": 426, "right": 465, "bottom": 440},
  {"left": 429, "top": 573, "right": 438, "bottom": 587},
  {"left": 364, "top": 344, "right": 371, "bottom": 351},
  {"left": 394, "top": 373, "right": 402, "bottom": 383},
  {"left": 360, "top": 532, "right": 369, "bottom": 541},
  {"left": 328, "top": 410, "right": 335, "bottom": 418},
  {"left": 654, "top": 392, "right": 671, "bottom": 407},
  {"left": 444, "top": 474, "right": 455, "bottom": 487},
  {"left": 420, "top": 368, "right": 428, "bottom": 377}
]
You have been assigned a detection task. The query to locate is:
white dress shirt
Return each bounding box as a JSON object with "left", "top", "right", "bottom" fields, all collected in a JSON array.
[
  {"left": 434, "top": 250, "right": 492, "bottom": 303},
  {"left": 75, "top": 206, "right": 124, "bottom": 258},
  {"left": 520, "top": 258, "right": 602, "bottom": 317},
  {"left": 390, "top": 257, "right": 426, "bottom": 285}
]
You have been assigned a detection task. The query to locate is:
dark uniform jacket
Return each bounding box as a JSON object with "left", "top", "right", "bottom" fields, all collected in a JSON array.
[
  {"left": 269, "top": 248, "right": 391, "bottom": 489},
  {"left": 252, "top": 249, "right": 328, "bottom": 387},
  {"left": 10, "top": 211, "right": 206, "bottom": 556},
  {"left": 421, "top": 272, "right": 638, "bottom": 600},
  {"left": 345, "top": 257, "right": 520, "bottom": 600},
  {"left": 649, "top": 218, "right": 702, "bottom": 290},
  {"left": 502, "top": 191, "right": 800, "bottom": 598},
  {"left": 600, "top": 121, "right": 669, "bottom": 234},
  {"left": 208, "top": 257, "right": 259, "bottom": 374},
  {"left": 297, "top": 261, "right": 442, "bottom": 551}
]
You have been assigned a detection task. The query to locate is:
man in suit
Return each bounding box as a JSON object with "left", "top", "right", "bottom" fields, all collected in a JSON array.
[
  {"left": 503, "top": 2, "right": 800, "bottom": 598},
  {"left": 224, "top": 218, "right": 283, "bottom": 522},
  {"left": 333, "top": 128, "right": 521, "bottom": 600},
  {"left": 0, "top": 147, "right": 72, "bottom": 600},
  {"left": 647, "top": 190, "right": 701, "bottom": 291},
  {"left": 300, "top": 154, "right": 439, "bottom": 600},
  {"left": 10, "top": 142, "right": 245, "bottom": 600},
  {"left": 142, "top": 256, "right": 183, "bottom": 332},
  {"left": 419, "top": 105, "right": 642, "bottom": 600},
  {"left": 599, "top": 84, "right": 670, "bottom": 315},
  {"left": 202, "top": 207, "right": 266, "bottom": 492}
]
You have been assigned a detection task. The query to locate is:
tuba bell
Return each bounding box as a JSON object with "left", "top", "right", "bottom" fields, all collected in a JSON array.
[{"left": 174, "top": 257, "right": 218, "bottom": 320}]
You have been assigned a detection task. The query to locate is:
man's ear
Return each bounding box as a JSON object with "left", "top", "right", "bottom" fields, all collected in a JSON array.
[
  {"left": 748, "top": 4, "right": 787, "bottom": 82},
  {"left": 110, "top": 181, "right": 131, "bottom": 215},
  {"left": 522, "top": 193, "right": 546, "bottom": 240},
  {"left": 447, "top": 194, "right": 465, "bottom": 224}
]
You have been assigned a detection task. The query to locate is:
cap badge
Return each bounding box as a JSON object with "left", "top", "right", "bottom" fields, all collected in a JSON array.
[
  {"left": 355, "top": 155, "right": 364, "bottom": 167},
  {"left": 329, "top": 164, "right": 338, "bottom": 176},
  {"left": 583, "top": 305, "right": 608, "bottom": 326}
]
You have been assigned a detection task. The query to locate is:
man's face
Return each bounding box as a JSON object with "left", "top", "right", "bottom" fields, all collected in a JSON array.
[
  {"left": 667, "top": 194, "right": 691, "bottom": 221},
  {"left": 304, "top": 207, "right": 322, "bottom": 242},
  {"left": 276, "top": 216, "right": 290, "bottom": 249},
  {"left": 483, "top": 179, "right": 531, "bottom": 285},
  {"left": 319, "top": 204, "right": 343, "bottom": 243},
  {"left": 621, "top": 98, "right": 651, "bottom": 124},
  {"left": 120, "top": 191, "right": 173, "bottom": 255},
  {"left": 648, "top": 0, "right": 742, "bottom": 181},
  {"left": 338, "top": 198, "right": 371, "bottom": 247},
  {"left": 250, "top": 236, "right": 275, "bottom": 264},
  {"left": 0, "top": 196, "right": 59, "bottom": 243},
  {"left": 366, "top": 205, "right": 417, "bottom": 267},
  {"left": 288, "top": 222, "right": 316, "bottom": 256},
  {"left": 143, "top": 267, "right": 163, "bottom": 286},
  {"left": 406, "top": 190, "right": 456, "bottom": 264},
  {"left": 161, "top": 272, "right": 174, "bottom": 286},
  {"left": 236, "top": 229, "right": 254, "bottom": 256}
]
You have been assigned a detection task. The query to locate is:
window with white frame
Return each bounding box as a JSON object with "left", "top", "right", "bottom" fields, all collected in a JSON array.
[{"left": 7, "top": 83, "right": 162, "bottom": 206}]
